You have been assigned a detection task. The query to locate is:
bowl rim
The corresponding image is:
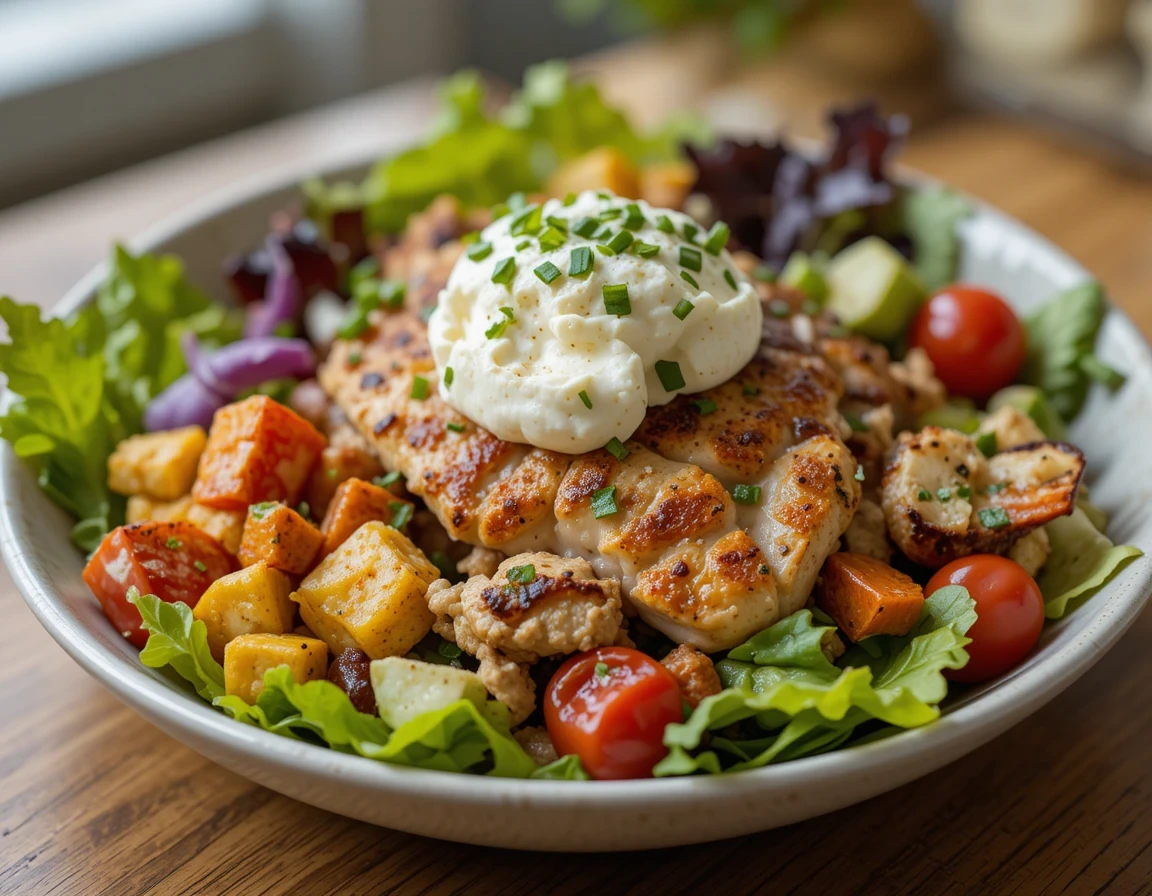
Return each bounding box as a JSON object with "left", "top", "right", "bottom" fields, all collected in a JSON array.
[{"left": 4, "top": 149, "right": 1151, "bottom": 809}]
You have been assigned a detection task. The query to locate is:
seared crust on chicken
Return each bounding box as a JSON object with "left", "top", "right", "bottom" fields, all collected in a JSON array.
[
  {"left": 881, "top": 426, "right": 1084, "bottom": 568},
  {"left": 320, "top": 309, "right": 862, "bottom": 651}
]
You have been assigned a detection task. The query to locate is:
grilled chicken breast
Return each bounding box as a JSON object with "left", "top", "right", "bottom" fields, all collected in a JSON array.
[{"left": 319, "top": 310, "right": 861, "bottom": 651}]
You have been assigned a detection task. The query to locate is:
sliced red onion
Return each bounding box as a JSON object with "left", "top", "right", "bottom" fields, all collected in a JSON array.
[
  {"left": 180, "top": 330, "right": 231, "bottom": 398},
  {"left": 144, "top": 373, "right": 228, "bottom": 431},
  {"left": 201, "top": 337, "right": 317, "bottom": 395},
  {"left": 243, "top": 239, "right": 301, "bottom": 339}
]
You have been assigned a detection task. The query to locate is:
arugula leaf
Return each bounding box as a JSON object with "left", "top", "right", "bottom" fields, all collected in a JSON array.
[
  {"left": 1022, "top": 282, "right": 1120, "bottom": 422},
  {"left": 1039, "top": 506, "right": 1143, "bottom": 619},
  {"left": 130, "top": 590, "right": 225, "bottom": 701},
  {"left": 657, "top": 588, "right": 976, "bottom": 776},
  {"left": 899, "top": 185, "right": 971, "bottom": 292}
]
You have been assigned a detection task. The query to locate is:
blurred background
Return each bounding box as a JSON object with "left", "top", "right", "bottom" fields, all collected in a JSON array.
[{"left": 6, "top": 0, "right": 1152, "bottom": 209}]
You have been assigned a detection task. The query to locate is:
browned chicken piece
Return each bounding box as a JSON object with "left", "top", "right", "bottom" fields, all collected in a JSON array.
[
  {"left": 457, "top": 546, "right": 505, "bottom": 579},
  {"left": 881, "top": 426, "right": 1085, "bottom": 568},
  {"left": 661, "top": 644, "right": 723, "bottom": 708},
  {"left": 320, "top": 310, "right": 862, "bottom": 651}
]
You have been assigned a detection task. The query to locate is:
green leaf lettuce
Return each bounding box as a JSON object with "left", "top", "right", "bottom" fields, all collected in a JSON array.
[{"left": 1039, "top": 505, "right": 1143, "bottom": 619}]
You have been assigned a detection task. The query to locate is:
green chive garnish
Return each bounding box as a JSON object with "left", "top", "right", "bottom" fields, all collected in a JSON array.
[
  {"left": 534, "top": 261, "right": 562, "bottom": 284},
  {"left": 937, "top": 488, "right": 952, "bottom": 502},
  {"left": 485, "top": 307, "right": 515, "bottom": 339},
  {"left": 410, "top": 376, "right": 430, "bottom": 400},
  {"left": 622, "top": 203, "right": 644, "bottom": 230},
  {"left": 606, "top": 230, "right": 634, "bottom": 254},
  {"left": 724, "top": 269, "right": 738, "bottom": 289},
  {"left": 672, "top": 299, "right": 694, "bottom": 321},
  {"left": 603, "top": 283, "right": 631, "bottom": 316},
  {"left": 578, "top": 390, "right": 593, "bottom": 409},
  {"left": 460, "top": 231, "right": 480, "bottom": 245},
  {"left": 679, "top": 246, "right": 703, "bottom": 272},
  {"left": 591, "top": 485, "right": 618, "bottom": 519},
  {"left": 166, "top": 536, "right": 182, "bottom": 549},
  {"left": 655, "top": 214, "right": 675, "bottom": 234},
  {"left": 375, "top": 471, "right": 402, "bottom": 488},
  {"left": 546, "top": 215, "right": 569, "bottom": 232},
  {"left": 604, "top": 437, "right": 630, "bottom": 461},
  {"left": 569, "top": 246, "right": 593, "bottom": 278},
  {"left": 507, "top": 564, "right": 536, "bottom": 584},
  {"left": 467, "top": 241, "right": 492, "bottom": 261},
  {"left": 594, "top": 661, "right": 611, "bottom": 680},
  {"left": 634, "top": 241, "right": 660, "bottom": 258},
  {"left": 446, "top": 422, "right": 466, "bottom": 433},
  {"left": 703, "top": 222, "right": 730, "bottom": 255},
  {"left": 957, "top": 484, "right": 972, "bottom": 499},
  {"left": 655, "top": 360, "right": 685, "bottom": 392},
  {"left": 845, "top": 414, "right": 869, "bottom": 433},
  {"left": 979, "top": 507, "right": 1011, "bottom": 529},
  {"left": 917, "top": 489, "right": 933, "bottom": 502},
  {"left": 389, "top": 501, "right": 413, "bottom": 531},
  {"left": 444, "top": 367, "right": 454, "bottom": 387},
  {"left": 681, "top": 271, "right": 699, "bottom": 289},
  {"left": 731, "top": 484, "right": 761, "bottom": 505},
  {"left": 491, "top": 257, "right": 515, "bottom": 286},
  {"left": 563, "top": 192, "right": 577, "bottom": 207},
  {"left": 538, "top": 227, "right": 566, "bottom": 252},
  {"left": 573, "top": 216, "right": 599, "bottom": 238},
  {"left": 194, "top": 560, "right": 208, "bottom": 573},
  {"left": 682, "top": 222, "right": 699, "bottom": 243},
  {"left": 510, "top": 204, "right": 543, "bottom": 237},
  {"left": 753, "top": 265, "right": 777, "bottom": 282},
  {"left": 599, "top": 208, "right": 622, "bottom": 221},
  {"left": 515, "top": 240, "right": 531, "bottom": 251},
  {"left": 986, "top": 482, "right": 1008, "bottom": 495},
  {"left": 693, "top": 398, "right": 718, "bottom": 415},
  {"left": 976, "top": 432, "right": 998, "bottom": 458},
  {"left": 742, "top": 383, "right": 759, "bottom": 396}
]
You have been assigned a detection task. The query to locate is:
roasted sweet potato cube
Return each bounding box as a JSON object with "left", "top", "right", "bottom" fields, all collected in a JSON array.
[
  {"left": 193, "top": 396, "right": 326, "bottom": 511},
  {"left": 224, "top": 633, "right": 329, "bottom": 704},
  {"left": 545, "top": 147, "right": 640, "bottom": 199},
  {"left": 238, "top": 501, "right": 324, "bottom": 575},
  {"left": 193, "top": 562, "right": 297, "bottom": 662},
  {"left": 186, "top": 502, "right": 246, "bottom": 555},
  {"left": 108, "top": 426, "right": 207, "bottom": 500},
  {"left": 319, "top": 478, "right": 412, "bottom": 557},
  {"left": 292, "top": 521, "right": 437, "bottom": 659},
  {"left": 817, "top": 553, "right": 925, "bottom": 641},
  {"left": 640, "top": 161, "right": 695, "bottom": 212},
  {"left": 304, "top": 430, "right": 385, "bottom": 518}
]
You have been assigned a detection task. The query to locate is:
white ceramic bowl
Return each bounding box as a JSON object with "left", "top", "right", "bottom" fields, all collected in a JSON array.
[{"left": 3, "top": 158, "right": 1151, "bottom": 852}]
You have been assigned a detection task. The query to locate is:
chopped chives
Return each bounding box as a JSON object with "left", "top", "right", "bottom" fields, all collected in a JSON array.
[
  {"left": 634, "top": 241, "right": 660, "bottom": 258},
  {"left": 467, "top": 241, "right": 493, "bottom": 261},
  {"left": 937, "top": 488, "right": 952, "bottom": 502},
  {"left": 509, "top": 204, "right": 543, "bottom": 236},
  {"left": 679, "top": 246, "right": 703, "bottom": 272},
  {"left": 606, "top": 230, "right": 634, "bottom": 254},
  {"left": 515, "top": 240, "right": 531, "bottom": 251},
  {"left": 538, "top": 227, "right": 566, "bottom": 251},
  {"left": 682, "top": 222, "right": 699, "bottom": 243},
  {"left": 572, "top": 216, "right": 599, "bottom": 238},
  {"left": 460, "top": 231, "right": 480, "bottom": 245},
  {"left": 338, "top": 312, "right": 370, "bottom": 340},
  {"left": 591, "top": 485, "right": 618, "bottom": 519},
  {"left": 596, "top": 245, "right": 615, "bottom": 256},
  {"left": 655, "top": 214, "right": 675, "bottom": 233},
  {"left": 375, "top": 471, "right": 402, "bottom": 488},
  {"left": 563, "top": 192, "right": 577, "bottom": 206},
  {"left": 986, "top": 482, "right": 1008, "bottom": 495},
  {"left": 604, "top": 437, "right": 630, "bottom": 461},
  {"left": 622, "top": 203, "right": 644, "bottom": 229},
  {"left": 742, "top": 383, "right": 759, "bottom": 396},
  {"left": 193, "top": 560, "right": 208, "bottom": 573},
  {"left": 389, "top": 501, "right": 413, "bottom": 531},
  {"left": 546, "top": 215, "right": 569, "bottom": 232},
  {"left": 724, "top": 269, "right": 738, "bottom": 289},
  {"left": 569, "top": 246, "right": 594, "bottom": 278},
  {"left": 979, "top": 506, "right": 1011, "bottom": 529},
  {"left": 599, "top": 208, "right": 622, "bottom": 221},
  {"left": 444, "top": 367, "right": 454, "bottom": 387},
  {"left": 410, "top": 376, "right": 430, "bottom": 400},
  {"left": 578, "top": 390, "right": 593, "bottom": 409},
  {"left": 703, "top": 222, "right": 730, "bottom": 255},
  {"left": 603, "top": 283, "right": 631, "bottom": 316},
  {"left": 654, "top": 360, "right": 685, "bottom": 392},
  {"left": 731, "top": 483, "right": 761, "bottom": 505},
  {"left": 680, "top": 271, "right": 699, "bottom": 289},
  {"left": 596, "top": 191, "right": 612, "bottom": 200},
  {"left": 485, "top": 306, "right": 515, "bottom": 339},
  {"left": 845, "top": 414, "right": 869, "bottom": 433},
  {"left": 534, "top": 261, "right": 562, "bottom": 284},
  {"left": 693, "top": 398, "right": 718, "bottom": 415},
  {"left": 594, "top": 661, "right": 610, "bottom": 681},
  {"left": 976, "top": 431, "right": 998, "bottom": 458},
  {"left": 491, "top": 257, "right": 516, "bottom": 286},
  {"left": 378, "top": 280, "right": 405, "bottom": 310},
  {"left": 446, "top": 422, "right": 466, "bottom": 433},
  {"left": 507, "top": 564, "right": 536, "bottom": 584},
  {"left": 957, "top": 484, "right": 972, "bottom": 499},
  {"left": 753, "top": 265, "right": 777, "bottom": 282},
  {"left": 347, "top": 351, "right": 362, "bottom": 366},
  {"left": 917, "top": 489, "right": 932, "bottom": 502},
  {"left": 672, "top": 299, "right": 695, "bottom": 320}
]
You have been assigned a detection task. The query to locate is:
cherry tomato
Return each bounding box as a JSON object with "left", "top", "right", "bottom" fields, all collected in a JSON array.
[
  {"left": 544, "top": 646, "right": 683, "bottom": 780},
  {"left": 909, "top": 284, "right": 1027, "bottom": 401},
  {"left": 83, "top": 521, "right": 236, "bottom": 648},
  {"left": 926, "top": 554, "right": 1044, "bottom": 683}
]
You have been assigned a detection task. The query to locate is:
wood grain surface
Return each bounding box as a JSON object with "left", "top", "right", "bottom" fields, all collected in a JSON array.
[{"left": 4, "top": 43, "right": 1152, "bottom": 896}]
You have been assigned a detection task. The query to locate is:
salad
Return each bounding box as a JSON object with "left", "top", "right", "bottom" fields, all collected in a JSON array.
[{"left": 1, "top": 62, "right": 1142, "bottom": 782}]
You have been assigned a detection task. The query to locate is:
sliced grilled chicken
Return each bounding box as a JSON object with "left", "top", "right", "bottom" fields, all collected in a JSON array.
[
  {"left": 319, "top": 311, "right": 861, "bottom": 651},
  {"left": 881, "top": 426, "right": 1084, "bottom": 568}
]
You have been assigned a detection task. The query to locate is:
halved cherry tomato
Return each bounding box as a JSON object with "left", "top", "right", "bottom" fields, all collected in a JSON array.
[
  {"left": 83, "top": 521, "right": 236, "bottom": 648},
  {"left": 909, "top": 284, "right": 1027, "bottom": 401},
  {"left": 544, "top": 646, "right": 683, "bottom": 780},
  {"left": 926, "top": 554, "right": 1044, "bottom": 683}
]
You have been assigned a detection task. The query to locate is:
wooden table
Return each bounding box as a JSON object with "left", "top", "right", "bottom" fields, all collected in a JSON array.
[{"left": 5, "top": 46, "right": 1152, "bottom": 896}]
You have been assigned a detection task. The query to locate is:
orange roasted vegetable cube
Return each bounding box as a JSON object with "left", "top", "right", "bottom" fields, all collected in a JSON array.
[
  {"left": 545, "top": 147, "right": 640, "bottom": 200},
  {"left": 193, "top": 396, "right": 326, "bottom": 511},
  {"left": 816, "top": 553, "right": 925, "bottom": 641},
  {"left": 238, "top": 501, "right": 325, "bottom": 575},
  {"left": 319, "top": 478, "right": 413, "bottom": 557},
  {"left": 639, "top": 161, "right": 695, "bottom": 212},
  {"left": 304, "top": 428, "right": 385, "bottom": 517}
]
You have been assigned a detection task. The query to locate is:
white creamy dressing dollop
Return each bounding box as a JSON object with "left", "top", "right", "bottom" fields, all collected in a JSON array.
[{"left": 428, "top": 191, "right": 763, "bottom": 454}]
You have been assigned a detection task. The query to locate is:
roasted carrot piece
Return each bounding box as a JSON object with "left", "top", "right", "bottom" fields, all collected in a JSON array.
[
  {"left": 319, "top": 478, "right": 413, "bottom": 557},
  {"left": 192, "top": 396, "right": 326, "bottom": 511},
  {"left": 816, "top": 552, "right": 925, "bottom": 641},
  {"left": 304, "top": 437, "right": 384, "bottom": 518},
  {"left": 237, "top": 501, "right": 325, "bottom": 575}
]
